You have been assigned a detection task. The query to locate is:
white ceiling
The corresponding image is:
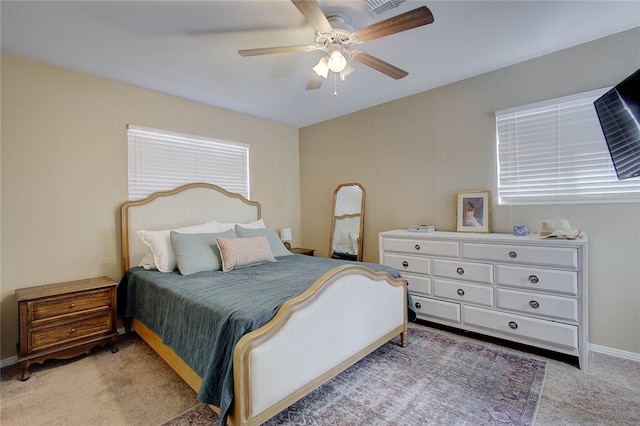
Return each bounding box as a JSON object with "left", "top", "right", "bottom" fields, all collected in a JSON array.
[{"left": 2, "top": 1, "right": 639, "bottom": 128}]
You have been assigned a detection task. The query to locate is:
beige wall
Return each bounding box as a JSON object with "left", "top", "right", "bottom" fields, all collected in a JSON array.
[
  {"left": 300, "top": 28, "right": 640, "bottom": 355},
  {"left": 0, "top": 54, "right": 300, "bottom": 360}
]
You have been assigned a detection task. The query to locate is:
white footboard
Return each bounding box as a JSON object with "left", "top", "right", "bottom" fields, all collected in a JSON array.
[{"left": 232, "top": 265, "right": 407, "bottom": 426}]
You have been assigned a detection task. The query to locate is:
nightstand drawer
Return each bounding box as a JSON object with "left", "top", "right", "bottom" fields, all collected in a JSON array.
[
  {"left": 30, "top": 312, "right": 113, "bottom": 353},
  {"left": 29, "top": 289, "right": 112, "bottom": 323}
]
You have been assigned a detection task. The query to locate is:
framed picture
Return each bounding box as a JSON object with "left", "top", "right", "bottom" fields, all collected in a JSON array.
[{"left": 456, "top": 190, "right": 491, "bottom": 233}]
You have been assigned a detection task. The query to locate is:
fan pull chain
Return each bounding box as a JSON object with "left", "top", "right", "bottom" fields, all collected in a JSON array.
[{"left": 334, "top": 73, "right": 338, "bottom": 96}]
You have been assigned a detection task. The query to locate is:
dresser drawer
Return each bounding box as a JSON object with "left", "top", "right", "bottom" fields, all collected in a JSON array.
[
  {"left": 412, "top": 295, "right": 460, "bottom": 323},
  {"left": 29, "top": 289, "right": 112, "bottom": 323},
  {"left": 384, "top": 254, "right": 430, "bottom": 274},
  {"left": 462, "top": 243, "right": 578, "bottom": 268},
  {"left": 497, "top": 265, "right": 578, "bottom": 295},
  {"left": 29, "top": 312, "right": 113, "bottom": 353},
  {"left": 463, "top": 305, "right": 578, "bottom": 351},
  {"left": 496, "top": 289, "right": 578, "bottom": 322},
  {"left": 433, "top": 279, "right": 493, "bottom": 307},
  {"left": 402, "top": 273, "right": 431, "bottom": 295},
  {"left": 433, "top": 259, "right": 493, "bottom": 284},
  {"left": 383, "top": 238, "right": 459, "bottom": 257}
]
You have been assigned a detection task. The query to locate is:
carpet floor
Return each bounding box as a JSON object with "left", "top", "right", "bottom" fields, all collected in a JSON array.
[
  {"left": 163, "top": 324, "right": 547, "bottom": 426},
  {"left": 3, "top": 321, "right": 639, "bottom": 425}
]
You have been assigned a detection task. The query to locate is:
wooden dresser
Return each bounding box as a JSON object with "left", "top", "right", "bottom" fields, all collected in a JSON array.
[
  {"left": 16, "top": 276, "right": 119, "bottom": 380},
  {"left": 379, "top": 230, "right": 588, "bottom": 369}
]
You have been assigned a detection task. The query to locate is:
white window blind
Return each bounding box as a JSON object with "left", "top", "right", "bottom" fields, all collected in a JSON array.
[
  {"left": 496, "top": 89, "right": 640, "bottom": 205},
  {"left": 128, "top": 125, "right": 250, "bottom": 200}
]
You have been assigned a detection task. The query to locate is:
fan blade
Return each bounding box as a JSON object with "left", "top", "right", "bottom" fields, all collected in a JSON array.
[
  {"left": 353, "top": 6, "right": 434, "bottom": 42},
  {"left": 352, "top": 52, "right": 408, "bottom": 79},
  {"left": 239, "top": 45, "right": 316, "bottom": 57},
  {"left": 305, "top": 72, "right": 325, "bottom": 90},
  {"left": 291, "top": 0, "right": 333, "bottom": 34}
]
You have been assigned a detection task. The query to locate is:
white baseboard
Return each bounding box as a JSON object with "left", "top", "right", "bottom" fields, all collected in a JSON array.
[
  {"left": 589, "top": 343, "right": 640, "bottom": 363},
  {"left": 1, "top": 355, "right": 18, "bottom": 369}
]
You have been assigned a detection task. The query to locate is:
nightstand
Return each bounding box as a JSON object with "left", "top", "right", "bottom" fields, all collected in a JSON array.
[
  {"left": 290, "top": 247, "right": 315, "bottom": 256},
  {"left": 15, "top": 276, "right": 119, "bottom": 380}
]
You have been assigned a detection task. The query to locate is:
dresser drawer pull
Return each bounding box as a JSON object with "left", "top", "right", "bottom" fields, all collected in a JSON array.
[
  {"left": 508, "top": 251, "right": 518, "bottom": 258},
  {"left": 457, "top": 288, "right": 465, "bottom": 296},
  {"left": 404, "top": 279, "right": 409, "bottom": 287},
  {"left": 415, "top": 302, "right": 422, "bottom": 309},
  {"left": 70, "top": 328, "right": 77, "bottom": 333},
  {"left": 402, "top": 261, "right": 409, "bottom": 268},
  {"left": 456, "top": 267, "right": 464, "bottom": 275},
  {"left": 529, "top": 300, "right": 540, "bottom": 309},
  {"left": 508, "top": 321, "right": 518, "bottom": 330},
  {"left": 414, "top": 244, "right": 421, "bottom": 251},
  {"left": 70, "top": 303, "right": 76, "bottom": 309},
  {"left": 528, "top": 275, "right": 539, "bottom": 284}
]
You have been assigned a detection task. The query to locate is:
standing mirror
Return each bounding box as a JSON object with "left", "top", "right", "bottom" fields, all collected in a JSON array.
[{"left": 329, "top": 183, "right": 365, "bottom": 261}]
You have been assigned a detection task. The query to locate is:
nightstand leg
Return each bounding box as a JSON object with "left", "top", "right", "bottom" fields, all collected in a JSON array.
[
  {"left": 19, "top": 361, "right": 30, "bottom": 381},
  {"left": 110, "top": 336, "right": 119, "bottom": 353}
]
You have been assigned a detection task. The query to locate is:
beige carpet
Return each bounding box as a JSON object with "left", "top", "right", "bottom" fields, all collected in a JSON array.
[
  {"left": 0, "top": 332, "right": 198, "bottom": 426},
  {"left": 2, "top": 322, "right": 639, "bottom": 425}
]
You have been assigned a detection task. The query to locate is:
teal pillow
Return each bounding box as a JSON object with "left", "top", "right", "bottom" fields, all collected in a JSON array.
[
  {"left": 234, "top": 226, "right": 292, "bottom": 257},
  {"left": 170, "top": 229, "right": 237, "bottom": 275}
]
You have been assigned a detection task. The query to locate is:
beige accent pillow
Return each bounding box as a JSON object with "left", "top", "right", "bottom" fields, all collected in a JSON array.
[{"left": 216, "top": 235, "right": 276, "bottom": 272}]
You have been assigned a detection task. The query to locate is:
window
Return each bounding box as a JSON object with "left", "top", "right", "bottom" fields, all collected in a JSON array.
[
  {"left": 496, "top": 89, "right": 640, "bottom": 205},
  {"left": 127, "top": 125, "right": 249, "bottom": 200}
]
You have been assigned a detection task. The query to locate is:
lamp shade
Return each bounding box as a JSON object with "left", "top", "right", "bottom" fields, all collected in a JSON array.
[
  {"left": 280, "top": 228, "right": 292, "bottom": 241},
  {"left": 312, "top": 57, "right": 329, "bottom": 78}
]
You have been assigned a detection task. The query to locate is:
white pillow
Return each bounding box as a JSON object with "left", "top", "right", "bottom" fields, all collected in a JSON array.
[
  {"left": 138, "top": 252, "right": 156, "bottom": 270},
  {"left": 217, "top": 218, "right": 265, "bottom": 232},
  {"left": 136, "top": 221, "right": 223, "bottom": 272}
]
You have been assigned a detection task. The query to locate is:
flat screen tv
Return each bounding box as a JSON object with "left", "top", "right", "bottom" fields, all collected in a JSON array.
[{"left": 594, "top": 68, "right": 640, "bottom": 180}]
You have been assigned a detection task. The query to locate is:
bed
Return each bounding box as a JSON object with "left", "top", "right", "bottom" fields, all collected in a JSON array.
[{"left": 119, "top": 183, "right": 408, "bottom": 426}]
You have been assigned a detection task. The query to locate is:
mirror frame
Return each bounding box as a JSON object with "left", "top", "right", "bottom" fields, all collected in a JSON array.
[{"left": 328, "top": 183, "right": 365, "bottom": 262}]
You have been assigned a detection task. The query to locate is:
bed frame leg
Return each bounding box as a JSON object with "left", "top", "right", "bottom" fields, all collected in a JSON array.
[{"left": 401, "top": 330, "right": 407, "bottom": 347}]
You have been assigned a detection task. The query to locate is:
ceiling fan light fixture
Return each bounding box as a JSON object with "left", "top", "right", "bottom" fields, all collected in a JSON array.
[
  {"left": 328, "top": 49, "right": 347, "bottom": 72},
  {"left": 312, "top": 56, "right": 329, "bottom": 78},
  {"left": 340, "top": 62, "right": 354, "bottom": 81}
]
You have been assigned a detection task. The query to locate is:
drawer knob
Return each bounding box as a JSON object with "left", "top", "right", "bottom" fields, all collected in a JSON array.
[
  {"left": 70, "top": 303, "right": 76, "bottom": 309},
  {"left": 508, "top": 251, "right": 518, "bottom": 258},
  {"left": 528, "top": 275, "right": 539, "bottom": 284},
  {"left": 508, "top": 321, "right": 518, "bottom": 330},
  {"left": 457, "top": 288, "right": 465, "bottom": 296},
  {"left": 402, "top": 261, "right": 409, "bottom": 268},
  {"left": 456, "top": 267, "right": 464, "bottom": 275},
  {"left": 415, "top": 302, "right": 422, "bottom": 309},
  {"left": 70, "top": 328, "right": 77, "bottom": 333},
  {"left": 529, "top": 300, "right": 540, "bottom": 309},
  {"left": 404, "top": 279, "right": 409, "bottom": 287},
  {"left": 414, "top": 244, "right": 421, "bottom": 251}
]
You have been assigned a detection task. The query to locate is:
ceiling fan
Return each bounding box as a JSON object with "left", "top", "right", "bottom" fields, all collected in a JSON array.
[{"left": 238, "top": 0, "right": 434, "bottom": 90}]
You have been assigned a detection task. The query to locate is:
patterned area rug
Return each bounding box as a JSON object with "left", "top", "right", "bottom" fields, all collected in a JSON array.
[{"left": 162, "top": 324, "right": 547, "bottom": 425}]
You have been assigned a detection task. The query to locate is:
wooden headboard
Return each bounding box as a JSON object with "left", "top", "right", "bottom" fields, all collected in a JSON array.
[{"left": 120, "top": 182, "right": 261, "bottom": 274}]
